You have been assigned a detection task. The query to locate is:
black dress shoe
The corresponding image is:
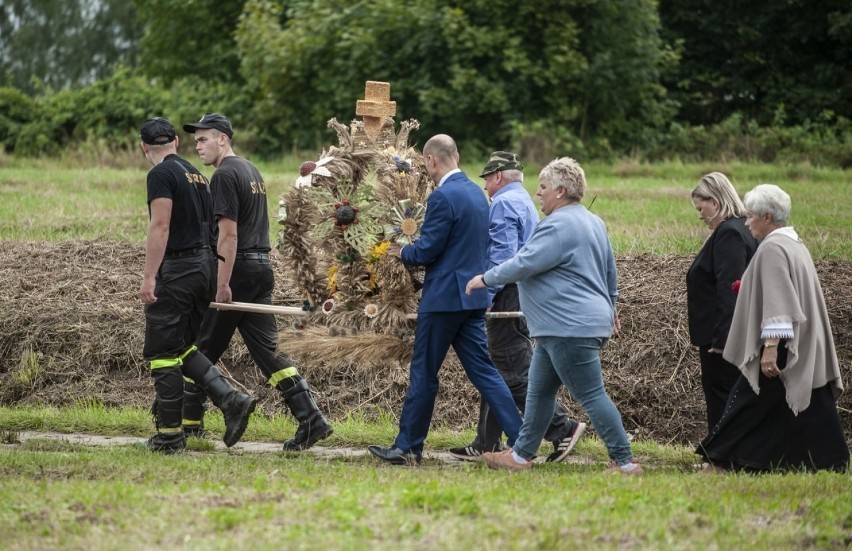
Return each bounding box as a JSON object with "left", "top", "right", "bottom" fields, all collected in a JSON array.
[{"left": 367, "top": 445, "right": 422, "bottom": 465}]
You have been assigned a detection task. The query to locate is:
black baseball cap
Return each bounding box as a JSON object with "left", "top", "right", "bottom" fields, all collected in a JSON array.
[
  {"left": 183, "top": 112, "right": 234, "bottom": 138},
  {"left": 140, "top": 117, "right": 176, "bottom": 145}
]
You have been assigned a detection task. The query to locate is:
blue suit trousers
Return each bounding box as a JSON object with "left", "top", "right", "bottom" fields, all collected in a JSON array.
[{"left": 393, "top": 310, "right": 522, "bottom": 453}]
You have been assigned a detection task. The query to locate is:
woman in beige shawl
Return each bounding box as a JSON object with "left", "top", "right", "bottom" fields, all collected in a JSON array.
[{"left": 697, "top": 184, "right": 849, "bottom": 472}]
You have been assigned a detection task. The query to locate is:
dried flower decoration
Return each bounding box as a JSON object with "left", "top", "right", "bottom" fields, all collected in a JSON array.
[
  {"left": 295, "top": 156, "right": 334, "bottom": 188},
  {"left": 333, "top": 200, "right": 359, "bottom": 230},
  {"left": 277, "top": 199, "right": 287, "bottom": 223},
  {"left": 327, "top": 264, "right": 338, "bottom": 295},
  {"left": 310, "top": 182, "right": 384, "bottom": 257},
  {"left": 384, "top": 199, "right": 426, "bottom": 246},
  {"left": 392, "top": 155, "right": 415, "bottom": 174}
]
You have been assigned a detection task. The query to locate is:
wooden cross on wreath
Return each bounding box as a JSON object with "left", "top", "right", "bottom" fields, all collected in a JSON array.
[{"left": 355, "top": 81, "right": 397, "bottom": 142}]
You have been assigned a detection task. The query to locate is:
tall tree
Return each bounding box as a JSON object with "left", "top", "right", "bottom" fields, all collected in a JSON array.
[
  {"left": 132, "top": 0, "right": 246, "bottom": 84},
  {"left": 0, "top": 0, "right": 140, "bottom": 92},
  {"left": 236, "top": 0, "right": 674, "bottom": 155},
  {"left": 660, "top": 0, "right": 852, "bottom": 126}
]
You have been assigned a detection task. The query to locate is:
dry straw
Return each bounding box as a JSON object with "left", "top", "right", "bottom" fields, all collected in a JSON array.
[{"left": 1, "top": 241, "right": 849, "bottom": 444}]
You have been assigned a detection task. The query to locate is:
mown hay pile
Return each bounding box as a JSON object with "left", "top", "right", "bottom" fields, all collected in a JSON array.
[{"left": 2, "top": 240, "right": 850, "bottom": 445}]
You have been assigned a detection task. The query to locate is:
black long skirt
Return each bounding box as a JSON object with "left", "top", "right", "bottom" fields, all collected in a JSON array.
[{"left": 696, "top": 348, "right": 849, "bottom": 473}]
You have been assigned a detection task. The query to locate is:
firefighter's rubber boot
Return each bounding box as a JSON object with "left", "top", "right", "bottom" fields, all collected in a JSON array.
[
  {"left": 182, "top": 380, "right": 208, "bottom": 438},
  {"left": 279, "top": 377, "right": 333, "bottom": 451},
  {"left": 196, "top": 366, "right": 257, "bottom": 447},
  {"left": 147, "top": 397, "right": 186, "bottom": 454}
]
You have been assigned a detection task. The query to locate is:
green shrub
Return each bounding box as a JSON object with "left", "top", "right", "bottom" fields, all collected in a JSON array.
[
  {"left": 509, "top": 120, "right": 591, "bottom": 165},
  {"left": 7, "top": 70, "right": 251, "bottom": 158},
  {"left": 0, "top": 87, "right": 34, "bottom": 152},
  {"left": 647, "top": 113, "right": 852, "bottom": 167}
]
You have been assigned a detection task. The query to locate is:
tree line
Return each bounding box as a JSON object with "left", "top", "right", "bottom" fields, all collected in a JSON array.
[{"left": 1, "top": 0, "right": 850, "bottom": 165}]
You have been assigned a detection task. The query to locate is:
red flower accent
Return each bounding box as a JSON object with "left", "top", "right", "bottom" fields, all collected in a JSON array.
[
  {"left": 731, "top": 279, "right": 741, "bottom": 294},
  {"left": 299, "top": 161, "right": 316, "bottom": 177}
]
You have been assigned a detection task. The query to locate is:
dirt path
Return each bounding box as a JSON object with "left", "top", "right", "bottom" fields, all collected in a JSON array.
[
  {"left": 14, "top": 430, "right": 459, "bottom": 463},
  {"left": 13, "top": 431, "right": 600, "bottom": 466}
]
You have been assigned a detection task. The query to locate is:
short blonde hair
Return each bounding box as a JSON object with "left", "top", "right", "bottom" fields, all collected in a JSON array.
[
  {"left": 539, "top": 157, "right": 585, "bottom": 201},
  {"left": 691, "top": 172, "right": 747, "bottom": 219}
]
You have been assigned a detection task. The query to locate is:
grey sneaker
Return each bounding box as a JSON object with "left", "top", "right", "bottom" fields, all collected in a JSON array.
[
  {"left": 546, "top": 422, "right": 586, "bottom": 463},
  {"left": 605, "top": 460, "right": 644, "bottom": 476}
]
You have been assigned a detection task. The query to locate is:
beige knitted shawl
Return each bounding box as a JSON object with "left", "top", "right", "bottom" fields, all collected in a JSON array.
[{"left": 723, "top": 228, "right": 843, "bottom": 414}]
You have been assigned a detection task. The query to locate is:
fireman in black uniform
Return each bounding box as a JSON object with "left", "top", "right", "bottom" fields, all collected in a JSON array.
[
  {"left": 139, "top": 117, "right": 257, "bottom": 453},
  {"left": 182, "top": 112, "right": 333, "bottom": 451}
]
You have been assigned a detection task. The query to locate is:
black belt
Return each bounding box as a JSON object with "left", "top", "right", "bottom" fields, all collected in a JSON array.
[
  {"left": 164, "top": 247, "right": 206, "bottom": 259},
  {"left": 235, "top": 251, "right": 270, "bottom": 261}
]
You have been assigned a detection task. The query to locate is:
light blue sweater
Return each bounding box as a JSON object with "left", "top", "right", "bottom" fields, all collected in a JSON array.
[{"left": 484, "top": 204, "right": 618, "bottom": 338}]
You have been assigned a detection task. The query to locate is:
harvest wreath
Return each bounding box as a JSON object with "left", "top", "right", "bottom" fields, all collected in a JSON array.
[{"left": 273, "top": 82, "right": 435, "bottom": 364}]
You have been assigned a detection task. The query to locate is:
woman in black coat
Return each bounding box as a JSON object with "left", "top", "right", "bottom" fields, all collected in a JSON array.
[{"left": 686, "top": 172, "right": 758, "bottom": 433}]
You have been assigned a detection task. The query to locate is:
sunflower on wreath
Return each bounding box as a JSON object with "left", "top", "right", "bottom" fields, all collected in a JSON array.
[{"left": 383, "top": 199, "right": 426, "bottom": 246}]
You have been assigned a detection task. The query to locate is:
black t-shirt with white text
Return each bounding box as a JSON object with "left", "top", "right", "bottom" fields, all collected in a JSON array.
[
  {"left": 146, "top": 154, "right": 215, "bottom": 253},
  {"left": 210, "top": 156, "right": 271, "bottom": 252}
]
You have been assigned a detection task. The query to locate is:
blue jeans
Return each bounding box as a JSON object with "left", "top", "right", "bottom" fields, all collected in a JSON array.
[
  {"left": 513, "top": 336, "right": 633, "bottom": 465},
  {"left": 471, "top": 285, "right": 575, "bottom": 450}
]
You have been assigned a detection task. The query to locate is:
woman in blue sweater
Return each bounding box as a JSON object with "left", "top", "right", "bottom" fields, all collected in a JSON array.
[{"left": 466, "top": 156, "right": 640, "bottom": 475}]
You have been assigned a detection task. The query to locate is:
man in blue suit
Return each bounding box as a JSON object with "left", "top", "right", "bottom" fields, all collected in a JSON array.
[{"left": 368, "top": 134, "right": 523, "bottom": 465}]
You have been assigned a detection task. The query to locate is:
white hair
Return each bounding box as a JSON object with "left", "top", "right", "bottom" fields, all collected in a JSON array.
[
  {"left": 743, "top": 184, "right": 791, "bottom": 226},
  {"left": 500, "top": 168, "right": 524, "bottom": 183}
]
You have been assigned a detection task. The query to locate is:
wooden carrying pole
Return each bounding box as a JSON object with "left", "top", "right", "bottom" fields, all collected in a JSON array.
[{"left": 209, "top": 302, "right": 524, "bottom": 319}]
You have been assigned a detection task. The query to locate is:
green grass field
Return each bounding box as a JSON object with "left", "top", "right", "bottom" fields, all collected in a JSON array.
[
  {"left": 2, "top": 155, "right": 850, "bottom": 258},
  {"left": 2, "top": 405, "right": 850, "bottom": 550},
  {"left": 1, "top": 156, "right": 851, "bottom": 550}
]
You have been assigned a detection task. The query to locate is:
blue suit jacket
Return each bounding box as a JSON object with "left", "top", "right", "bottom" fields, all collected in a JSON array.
[{"left": 401, "top": 172, "right": 491, "bottom": 312}]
